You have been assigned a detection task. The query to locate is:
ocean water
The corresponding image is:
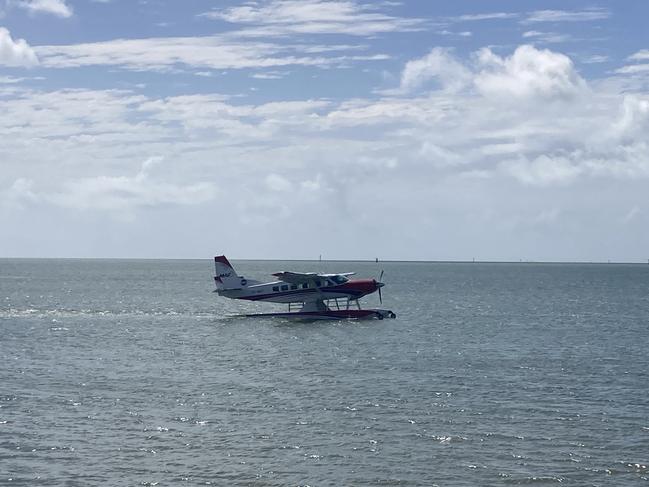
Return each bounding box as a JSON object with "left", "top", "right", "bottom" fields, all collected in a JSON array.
[{"left": 1, "top": 259, "right": 648, "bottom": 486}]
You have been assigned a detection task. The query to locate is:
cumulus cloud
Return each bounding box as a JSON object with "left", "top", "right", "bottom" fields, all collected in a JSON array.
[
  {"left": 0, "top": 27, "right": 38, "bottom": 67},
  {"left": 398, "top": 47, "right": 471, "bottom": 93},
  {"left": 14, "top": 0, "right": 73, "bottom": 18},
  {"left": 393, "top": 44, "right": 586, "bottom": 102},
  {"left": 612, "top": 95, "right": 649, "bottom": 139},
  {"left": 474, "top": 45, "right": 586, "bottom": 100}
]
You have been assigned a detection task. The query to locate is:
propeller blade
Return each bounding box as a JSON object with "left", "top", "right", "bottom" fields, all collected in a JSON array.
[{"left": 375, "top": 270, "right": 385, "bottom": 304}]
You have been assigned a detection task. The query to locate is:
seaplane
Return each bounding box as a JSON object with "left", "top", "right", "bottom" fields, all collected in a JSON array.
[{"left": 213, "top": 255, "right": 396, "bottom": 320}]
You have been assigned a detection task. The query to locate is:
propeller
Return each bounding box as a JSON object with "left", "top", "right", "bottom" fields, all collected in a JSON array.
[{"left": 376, "top": 269, "right": 384, "bottom": 304}]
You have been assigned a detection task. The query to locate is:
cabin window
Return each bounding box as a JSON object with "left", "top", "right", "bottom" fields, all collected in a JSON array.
[
  {"left": 301, "top": 283, "right": 309, "bottom": 289},
  {"left": 290, "top": 284, "right": 298, "bottom": 290},
  {"left": 281, "top": 285, "right": 289, "bottom": 291},
  {"left": 331, "top": 275, "right": 348, "bottom": 284},
  {"left": 272, "top": 286, "right": 279, "bottom": 292}
]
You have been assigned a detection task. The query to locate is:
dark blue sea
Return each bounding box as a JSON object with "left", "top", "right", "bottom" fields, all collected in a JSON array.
[{"left": 1, "top": 259, "right": 648, "bottom": 486}]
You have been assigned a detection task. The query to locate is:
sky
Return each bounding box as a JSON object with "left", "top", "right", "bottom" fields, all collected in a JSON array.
[{"left": 1, "top": 0, "right": 649, "bottom": 261}]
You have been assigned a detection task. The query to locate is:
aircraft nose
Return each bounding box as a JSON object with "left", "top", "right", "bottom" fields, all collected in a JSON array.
[{"left": 376, "top": 281, "right": 385, "bottom": 288}]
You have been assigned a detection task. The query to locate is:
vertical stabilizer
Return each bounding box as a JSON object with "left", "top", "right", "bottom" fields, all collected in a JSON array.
[{"left": 214, "top": 255, "right": 244, "bottom": 290}]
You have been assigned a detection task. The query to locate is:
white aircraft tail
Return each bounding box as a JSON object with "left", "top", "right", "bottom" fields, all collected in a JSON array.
[{"left": 214, "top": 255, "right": 248, "bottom": 291}]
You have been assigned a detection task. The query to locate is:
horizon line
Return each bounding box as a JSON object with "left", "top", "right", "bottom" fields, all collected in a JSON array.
[{"left": 1, "top": 257, "right": 648, "bottom": 265}]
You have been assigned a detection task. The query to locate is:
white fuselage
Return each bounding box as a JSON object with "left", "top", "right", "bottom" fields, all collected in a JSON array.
[{"left": 218, "top": 277, "right": 361, "bottom": 303}]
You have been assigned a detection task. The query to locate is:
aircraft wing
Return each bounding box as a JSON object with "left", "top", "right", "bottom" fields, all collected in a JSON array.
[
  {"left": 271, "top": 271, "right": 319, "bottom": 284},
  {"left": 271, "top": 271, "right": 355, "bottom": 284}
]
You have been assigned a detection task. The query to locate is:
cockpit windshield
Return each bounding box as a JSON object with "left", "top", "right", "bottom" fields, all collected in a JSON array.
[{"left": 331, "top": 275, "right": 349, "bottom": 285}]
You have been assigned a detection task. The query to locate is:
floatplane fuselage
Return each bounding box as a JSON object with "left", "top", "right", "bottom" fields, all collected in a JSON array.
[{"left": 213, "top": 255, "right": 396, "bottom": 320}]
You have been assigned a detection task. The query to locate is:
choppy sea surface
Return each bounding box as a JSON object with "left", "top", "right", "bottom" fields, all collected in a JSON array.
[{"left": 1, "top": 259, "right": 648, "bottom": 486}]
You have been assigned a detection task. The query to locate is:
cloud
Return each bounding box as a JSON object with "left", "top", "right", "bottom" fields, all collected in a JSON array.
[
  {"left": 48, "top": 157, "right": 216, "bottom": 211},
  {"left": 454, "top": 12, "right": 517, "bottom": 22},
  {"left": 523, "top": 8, "right": 610, "bottom": 23},
  {"left": 0, "top": 75, "right": 26, "bottom": 83},
  {"left": 629, "top": 50, "right": 649, "bottom": 62},
  {"left": 34, "top": 35, "right": 388, "bottom": 72},
  {"left": 521, "top": 30, "right": 573, "bottom": 44},
  {"left": 581, "top": 54, "right": 608, "bottom": 64},
  {"left": 14, "top": 0, "right": 73, "bottom": 18},
  {"left": 137, "top": 95, "right": 330, "bottom": 138},
  {"left": 612, "top": 95, "right": 649, "bottom": 139},
  {"left": 0, "top": 27, "right": 38, "bottom": 67},
  {"left": 397, "top": 47, "right": 471, "bottom": 93},
  {"left": 200, "top": 0, "right": 425, "bottom": 37},
  {"left": 615, "top": 64, "right": 649, "bottom": 75},
  {"left": 616, "top": 50, "right": 649, "bottom": 76},
  {"left": 250, "top": 71, "right": 287, "bottom": 79},
  {"left": 437, "top": 30, "right": 472, "bottom": 38},
  {"left": 2, "top": 44, "right": 649, "bottom": 259},
  {"left": 265, "top": 173, "right": 293, "bottom": 192},
  {"left": 2, "top": 178, "right": 40, "bottom": 209},
  {"left": 500, "top": 155, "right": 582, "bottom": 185},
  {"left": 474, "top": 45, "right": 586, "bottom": 100},
  {"left": 3, "top": 45, "right": 647, "bottom": 192},
  {"left": 392, "top": 44, "right": 586, "bottom": 102},
  {"left": 26, "top": 3, "right": 407, "bottom": 75}
]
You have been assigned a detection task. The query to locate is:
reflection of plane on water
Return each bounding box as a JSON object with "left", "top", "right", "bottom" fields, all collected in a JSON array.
[{"left": 213, "top": 255, "right": 396, "bottom": 320}]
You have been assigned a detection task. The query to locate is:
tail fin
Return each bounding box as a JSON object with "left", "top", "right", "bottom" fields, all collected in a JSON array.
[{"left": 214, "top": 255, "right": 244, "bottom": 291}]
